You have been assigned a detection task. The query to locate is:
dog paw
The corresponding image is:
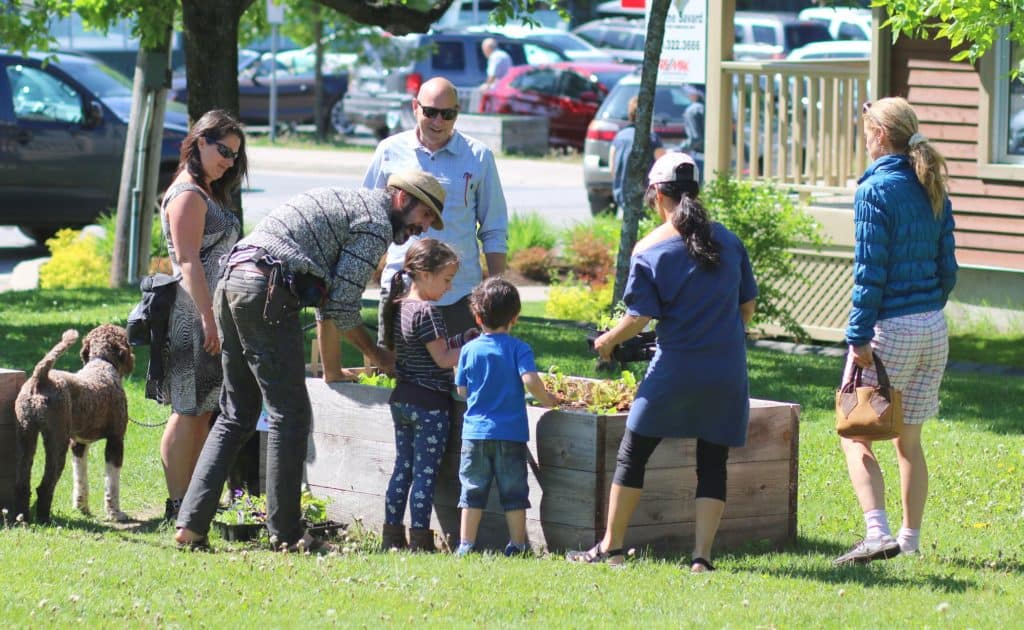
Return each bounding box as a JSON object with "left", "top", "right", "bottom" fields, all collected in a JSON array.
[{"left": 107, "top": 510, "right": 131, "bottom": 523}]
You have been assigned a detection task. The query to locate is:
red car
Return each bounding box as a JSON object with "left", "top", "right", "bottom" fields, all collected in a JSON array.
[{"left": 477, "top": 61, "right": 633, "bottom": 150}]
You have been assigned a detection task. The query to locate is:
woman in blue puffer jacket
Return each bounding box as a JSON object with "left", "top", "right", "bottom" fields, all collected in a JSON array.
[{"left": 833, "top": 97, "right": 958, "bottom": 566}]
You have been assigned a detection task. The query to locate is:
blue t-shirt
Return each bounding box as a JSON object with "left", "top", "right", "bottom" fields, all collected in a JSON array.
[{"left": 455, "top": 333, "right": 537, "bottom": 442}]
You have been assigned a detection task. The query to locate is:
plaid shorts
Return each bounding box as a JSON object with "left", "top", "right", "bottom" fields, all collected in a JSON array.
[{"left": 844, "top": 310, "right": 949, "bottom": 424}]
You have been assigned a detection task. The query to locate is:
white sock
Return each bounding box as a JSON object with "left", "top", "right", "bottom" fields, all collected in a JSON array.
[
  {"left": 898, "top": 527, "right": 920, "bottom": 553},
  {"left": 864, "top": 509, "right": 892, "bottom": 539}
]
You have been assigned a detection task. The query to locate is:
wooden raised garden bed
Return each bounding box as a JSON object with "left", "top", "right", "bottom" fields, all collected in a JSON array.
[{"left": 300, "top": 376, "right": 800, "bottom": 554}]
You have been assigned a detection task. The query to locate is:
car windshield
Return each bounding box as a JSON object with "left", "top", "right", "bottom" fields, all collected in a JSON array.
[
  {"left": 529, "top": 32, "right": 593, "bottom": 52},
  {"left": 785, "top": 24, "right": 831, "bottom": 51},
  {"left": 598, "top": 83, "right": 691, "bottom": 121},
  {"left": 59, "top": 57, "right": 132, "bottom": 98},
  {"left": 589, "top": 68, "right": 631, "bottom": 90}
]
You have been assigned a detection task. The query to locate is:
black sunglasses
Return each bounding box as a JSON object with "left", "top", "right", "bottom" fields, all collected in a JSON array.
[
  {"left": 418, "top": 103, "right": 458, "bottom": 121},
  {"left": 209, "top": 138, "right": 240, "bottom": 160}
]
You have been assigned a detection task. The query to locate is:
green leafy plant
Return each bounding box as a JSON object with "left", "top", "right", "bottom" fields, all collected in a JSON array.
[
  {"left": 38, "top": 228, "right": 109, "bottom": 289},
  {"left": 356, "top": 372, "right": 397, "bottom": 388},
  {"left": 214, "top": 489, "right": 266, "bottom": 526},
  {"left": 545, "top": 281, "right": 614, "bottom": 323},
  {"left": 701, "top": 174, "right": 826, "bottom": 341},
  {"left": 300, "top": 490, "right": 330, "bottom": 524},
  {"left": 507, "top": 213, "right": 558, "bottom": 256},
  {"left": 540, "top": 368, "right": 637, "bottom": 414}
]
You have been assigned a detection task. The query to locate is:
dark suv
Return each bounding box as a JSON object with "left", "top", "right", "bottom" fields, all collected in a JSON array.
[
  {"left": 0, "top": 51, "right": 187, "bottom": 242},
  {"left": 343, "top": 29, "right": 568, "bottom": 139}
]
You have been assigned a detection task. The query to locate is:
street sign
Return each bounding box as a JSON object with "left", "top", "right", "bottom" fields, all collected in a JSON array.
[
  {"left": 266, "top": 0, "right": 285, "bottom": 25},
  {"left": 647, "top": 0, "right": 707, "bottom": 84}
]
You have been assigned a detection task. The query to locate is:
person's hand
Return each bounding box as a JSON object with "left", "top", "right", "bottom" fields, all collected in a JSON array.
[
  {"left": 372, "top": 348, "right": 396, "bottom": 375},
  {"left": 323, "top": 368, "right": 359, "bottom": 384},
  {"left": 463, "top": 327, "right": 481, "bottom": 343},
  {"left": 200, "top": 309, "right": 220, "bottom": 355},
  {"left": 592, "top": 331, "right": 616, "bottom": 362},
  {"left": 850, "top": 343, "right": 874, "bottom": 368}
]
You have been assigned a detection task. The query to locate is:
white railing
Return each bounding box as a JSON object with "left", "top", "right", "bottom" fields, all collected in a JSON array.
[{"left": 722, "top": 59, "right": 869, "bottom": 194}]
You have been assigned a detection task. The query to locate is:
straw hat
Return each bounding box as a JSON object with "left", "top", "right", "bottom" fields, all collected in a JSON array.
[{"left": 387, "top": 169, "right": 446, "bottom": 229}]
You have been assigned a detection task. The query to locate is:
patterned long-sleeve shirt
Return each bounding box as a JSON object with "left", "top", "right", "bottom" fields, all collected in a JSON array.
[{"left": 239, "top": 187, "right": 394, "bottom": 331}]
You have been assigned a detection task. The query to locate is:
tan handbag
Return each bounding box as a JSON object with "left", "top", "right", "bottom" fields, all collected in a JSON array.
[{"left": 835, "top": 353, "right": 903, "bottom": 440}]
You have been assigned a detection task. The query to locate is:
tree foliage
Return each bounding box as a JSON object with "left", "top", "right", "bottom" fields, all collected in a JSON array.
[{"left": 873, "top": 0, "right": 1024, "bottom": 67}]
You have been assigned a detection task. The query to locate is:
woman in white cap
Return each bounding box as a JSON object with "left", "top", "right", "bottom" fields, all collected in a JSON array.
[
  {"left": 832, "top": 97, "right": 957, "bottom": 566},
  {"left": 567, "top": 152, "right": 758, "bottom": 572}
]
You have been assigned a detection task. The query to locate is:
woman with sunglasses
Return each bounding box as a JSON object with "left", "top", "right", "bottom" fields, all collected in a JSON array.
[
  {"left": 833, "top": 97, "right": 957, "bottom": 566},
  {"left": 153, "top": 109, "right": 248, "bottom": 522}
]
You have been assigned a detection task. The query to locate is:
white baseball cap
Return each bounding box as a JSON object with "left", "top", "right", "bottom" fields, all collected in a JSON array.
[{"left": 647, "top": 151, "right": 699, "bottom": 186}]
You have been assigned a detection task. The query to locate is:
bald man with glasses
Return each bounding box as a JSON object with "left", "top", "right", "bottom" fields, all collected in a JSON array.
[{"left": 364, "top": 77, "right": 509, "bottom": 340}]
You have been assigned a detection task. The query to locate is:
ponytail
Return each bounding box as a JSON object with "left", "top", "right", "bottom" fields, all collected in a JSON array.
[
  {"left": 907, "top": 138, "right": 949, "bottom": 218},
  {"left": 670, "top": 194, "right": 720, "bottom": 269},
  {"left": 380, "top": 271, "right": 408, "bottom": 351}
]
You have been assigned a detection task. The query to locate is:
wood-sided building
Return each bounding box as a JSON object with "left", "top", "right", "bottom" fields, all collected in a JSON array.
[{"left": 703, "top": 3, "right": 1024, "bottom": 340}]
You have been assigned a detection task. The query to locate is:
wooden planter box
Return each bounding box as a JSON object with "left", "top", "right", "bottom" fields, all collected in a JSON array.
[
  {"left": 456, "top": 114, "right": 549, "bottom": 156},
  {"left": 301, "top": 377, "right": 800, "bottom": 555},
  {"left": 0, "top": 369, "right": 26, "bottom": 515}
]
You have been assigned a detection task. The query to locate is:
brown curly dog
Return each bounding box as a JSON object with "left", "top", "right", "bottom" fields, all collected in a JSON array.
[{"left": 13, "top": 325, "right": 135, "bottom": 524}]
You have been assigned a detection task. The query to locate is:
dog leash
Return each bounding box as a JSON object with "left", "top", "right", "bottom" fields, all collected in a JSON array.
[{"left": 128, "top": 417, "right": 169, "bottom": 428}]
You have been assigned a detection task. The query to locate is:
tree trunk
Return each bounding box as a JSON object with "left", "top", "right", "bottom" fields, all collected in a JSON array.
[
  {"left": 181, "top": 0, "right": 254, "bottom": 218},
  {"left": 314, "top": 18, "right": 325, "bottom": 143},
  {"left": 110, "top": 26, "right": 174, "bottom": 288},
  {"left": 612, "top": 0, "right": 669, "bottom": 306}
]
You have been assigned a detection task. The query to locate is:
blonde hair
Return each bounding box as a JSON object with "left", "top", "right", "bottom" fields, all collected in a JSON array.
[{"left": 863, "top": 97, "right": 948, "bottom": 217}]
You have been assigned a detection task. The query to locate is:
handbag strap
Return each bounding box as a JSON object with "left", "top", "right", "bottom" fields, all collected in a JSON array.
[{"left": 842, "top": 352, "right": 893, "bottom": 391}]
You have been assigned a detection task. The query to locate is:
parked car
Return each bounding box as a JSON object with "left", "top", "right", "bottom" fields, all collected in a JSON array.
[
  {"left": 734, "top": 12, "right": 832, "bottom": 60},
  {"left": 170, "top": 51, "right": 349, "bottom": 133},
  {"left": 573, "top": 17, "right": 646, "bottom": 64},
  {"left": 478, "top": 61, "right": 632, "bottom": 150},
  {"left": 473, "top": 26, "right": 615, "bottom": 63},
  {"left": 343, "top": 29, "right": 568, "bottom": 140},
  {"left": 798, "top": 7, "right": 872, "bottom": 41},
  {"left": 0, "top": 50, "right": 188, "bottom": 243},
  {"left": 786, "top": 40, "right": 871, "bottom": 61},
  {"left": 435, "top": 0, "right": 569, "bottom": 30},
  {"left": 582, "top": 73, "right": 698, "bottom": 214}
]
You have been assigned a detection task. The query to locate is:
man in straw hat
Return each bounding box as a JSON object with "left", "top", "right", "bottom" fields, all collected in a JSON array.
[
  {"left": 365, "top": 76, "right": 509, "bottom": 338},
  {"left": 174, "top": 172, "right": 445, "bottom": 553}
]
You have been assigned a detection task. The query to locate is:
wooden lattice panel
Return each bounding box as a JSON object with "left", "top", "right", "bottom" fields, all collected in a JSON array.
[{"left": 761, "top": 251, "right": 853, "bottom": 342}]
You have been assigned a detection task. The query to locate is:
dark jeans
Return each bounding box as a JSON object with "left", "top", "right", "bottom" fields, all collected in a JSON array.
[{"left": 176, "top": 266, "right": 310, "bottom": 544}]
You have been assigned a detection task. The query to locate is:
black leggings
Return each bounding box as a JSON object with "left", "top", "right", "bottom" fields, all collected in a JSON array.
[{"left": 612, "top": 428, "right": 730, "bottom": 501}]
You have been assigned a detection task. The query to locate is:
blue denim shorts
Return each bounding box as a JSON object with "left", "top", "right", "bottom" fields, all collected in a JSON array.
[{"left": 458, "top": 439, "right": 531, "bottom": 511}]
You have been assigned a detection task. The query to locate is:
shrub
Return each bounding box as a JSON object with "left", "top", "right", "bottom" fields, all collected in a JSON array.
[
  {"left": 562, "top": 214, "right": 619, "bottom": 255},
  {"left": 545, "top": 281, "right": 614, "bottom": 323},
  {"left": 38, "top": 228, "right": 109, "bottom": 289},
  {"left": 509, "top": 246, "right": 554, "bottom": 282},
  {"left": 561, "top": 215, "right": 619, "bottom": 286},
  {"left": 701, "top": 174, "right": 826, "bottom": 340},
  {"left": 507, "top": 213, "right": 557, "bottom": 257}
]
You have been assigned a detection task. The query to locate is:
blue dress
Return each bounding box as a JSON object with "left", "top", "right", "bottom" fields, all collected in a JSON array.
[{"left": 624, "top": 224, "right": 758, "bottom": 447}]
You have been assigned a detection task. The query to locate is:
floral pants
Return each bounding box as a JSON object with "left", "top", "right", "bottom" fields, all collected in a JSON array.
[{"left": 385, "top": 402, "right": 451, "bottom": 529}]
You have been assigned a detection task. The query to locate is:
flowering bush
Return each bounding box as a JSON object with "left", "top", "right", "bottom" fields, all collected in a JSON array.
[
  {"left": 214, "top": 489, "right": 266, "bottom": 525},
  {"left": 38, "top": 228, "right": 109, "bottom": 289}
]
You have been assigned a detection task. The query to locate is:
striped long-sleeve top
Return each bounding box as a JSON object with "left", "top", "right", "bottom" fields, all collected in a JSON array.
[{"left": 239, "top": 187, "right": 394, "bottom": 331}]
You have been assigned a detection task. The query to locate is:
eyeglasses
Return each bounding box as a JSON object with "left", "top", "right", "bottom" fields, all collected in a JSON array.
[
  {"left": 417, "top": 103, "right": 458, "bottom": 121},
  {"left": 861, "top": 101, "right": 874, "bottom": 118},
  {"left": 209, "top": 139, "right": 240, "bottom": 160}
]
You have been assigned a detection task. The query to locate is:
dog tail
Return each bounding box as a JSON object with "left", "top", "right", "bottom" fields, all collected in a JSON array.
[{"left": 31, "top": 329, "right": 79, "bottom": 383}]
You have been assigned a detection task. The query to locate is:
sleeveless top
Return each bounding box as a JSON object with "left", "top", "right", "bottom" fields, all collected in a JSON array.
[{"left": 147, "top": 181, "right": 240, "bottom": 414}]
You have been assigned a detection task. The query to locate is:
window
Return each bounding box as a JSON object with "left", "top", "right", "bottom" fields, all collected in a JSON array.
[
  {"left": 752, "top": 25, "right": 777, "bottom": 46},
  {"left": 837, "top": 21, "right": 867, "bottom": 41},
  {"left": 978, "top": 35, "right": 1024, "bottom": 179},
  {"left": 431, "top": 42, "right": 465, "bottom": 71},
  {"left": 561, "top": 71, "right": 592, "bottom": 100},
  {"left": 6, "top": 65, "right": 83, "bottom": 124},
  {"left": 514, "top": 68, "right": 559, "bottom": 95}
]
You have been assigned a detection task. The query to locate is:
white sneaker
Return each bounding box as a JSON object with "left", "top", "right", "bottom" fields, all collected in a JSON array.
[{"left": 833, "top": 535, "right": 901, "bottom": 566}]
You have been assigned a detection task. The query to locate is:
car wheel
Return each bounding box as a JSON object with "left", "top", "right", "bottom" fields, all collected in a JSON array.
[
  {"left": 19, "top": 226, "right": 58, "bottom": 245},
  {"left": 589, "top": 196, "right": 613, "bottom": 216},
  {"left": 328, "top": 98, "right": 353, "bottom": 136}
]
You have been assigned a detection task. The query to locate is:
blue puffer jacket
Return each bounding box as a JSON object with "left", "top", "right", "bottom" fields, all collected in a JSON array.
[{"left": 845, "top": 153, "right": 958, "bottom": 346}]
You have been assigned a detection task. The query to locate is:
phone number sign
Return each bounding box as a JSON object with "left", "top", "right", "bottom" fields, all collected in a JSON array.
[{"left": 646, "top": 0, "right": 706, "bottom": 84}]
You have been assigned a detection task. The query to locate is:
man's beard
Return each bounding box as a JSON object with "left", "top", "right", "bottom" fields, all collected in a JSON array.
[{"left": 390, "top": 196, "right": 424, "bottom": 245}]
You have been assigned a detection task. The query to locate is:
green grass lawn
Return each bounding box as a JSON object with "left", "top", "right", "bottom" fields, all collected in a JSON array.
[{"left": 1, "top": 289, "right": 1022, "bottom": 627}]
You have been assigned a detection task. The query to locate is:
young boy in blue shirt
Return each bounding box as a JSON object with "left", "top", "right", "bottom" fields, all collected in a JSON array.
[{"left": 454, "top": 277, "right": 558, "bottom": 556}]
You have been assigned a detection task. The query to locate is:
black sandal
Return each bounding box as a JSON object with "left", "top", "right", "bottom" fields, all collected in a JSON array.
[
  {"left": 690, "top": 557, "right": 715, "bottom": 573},
  {"left": 565, "top": 544, "right": 625, "bottom": 565},
  {"left": 176, "top": 536, "right": 211, "bottom": 552}
]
